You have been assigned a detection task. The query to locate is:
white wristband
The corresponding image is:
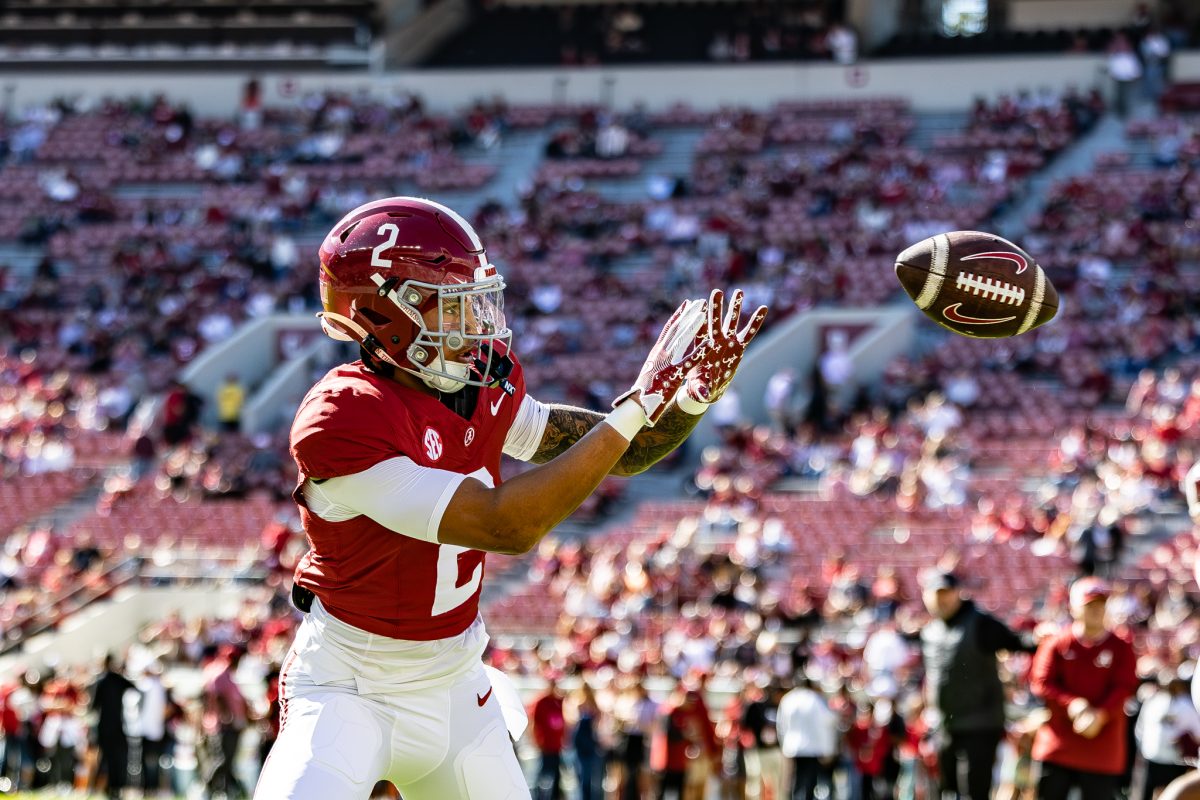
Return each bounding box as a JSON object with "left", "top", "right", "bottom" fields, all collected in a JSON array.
[
  {"left": 604, "top": 399, "right": 648, "bottom": 442},
  {"left": 674, "top": 386, "right": 711, "bottom": 416}
]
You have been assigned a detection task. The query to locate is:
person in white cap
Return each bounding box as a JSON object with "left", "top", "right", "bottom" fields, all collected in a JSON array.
[{"left": 1030, "top": 577, "right": 1139, "bottom": 799}]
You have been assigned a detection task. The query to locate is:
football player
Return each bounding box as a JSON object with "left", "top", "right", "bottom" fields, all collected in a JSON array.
[{"left": 253, "top": 196, "right": 767, "bottom": 799}]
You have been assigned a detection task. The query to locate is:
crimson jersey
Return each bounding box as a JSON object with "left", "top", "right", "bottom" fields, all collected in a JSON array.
[
  {"left": 1030, "top": 629, "right": 1138, "bottom": 775},
  {"left": 289, "top": 355, "right": 525, "bottom": 640}
]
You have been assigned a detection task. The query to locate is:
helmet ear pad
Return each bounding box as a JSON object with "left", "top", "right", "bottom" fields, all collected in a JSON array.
[{"left": 349, "top": 297, "right": 425, "bottom": 370}]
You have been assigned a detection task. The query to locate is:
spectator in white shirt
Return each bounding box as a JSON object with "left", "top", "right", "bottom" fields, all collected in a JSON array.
[
  {"left": 596, "top": 120, "right": 630, "bottom": 159},
  {"left": 138, "top": 661, "right": 170, "bottom": 797},
  {"left": 1107, "top": 33, "right": 1143, "bottom": 118},
  {"left": 1135, "top": 671, "right": 1200, "bottom": 799},
  {"left": 826, "top": 24, "right": 857, "bottom": 64},
  {"left": 1141, "top": 27, "right": 1172, "bottom": 101},
  {"left": 819, "top": 331, "right": 854, "bottom": 424},
  {"left": 864, "top": 622, "right": 911, "bottom": 680},
  {"left": 764, "top": 367, "right": 807, "bottom": 435},
  {"left": 710, "top": 388, "right": 743, "bottom": 431},
  {"left": 777, "top": 676, "right": 839, "bottom": 800}
]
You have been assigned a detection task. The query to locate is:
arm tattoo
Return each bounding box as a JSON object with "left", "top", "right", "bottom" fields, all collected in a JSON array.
[
  {"left": 530, "top": 404, "right": 703, "bottom": 476},
  {"left": 530, "top": 404, "right": 605, "bottom": 465},
  {"left": 618, "top": 406, "right": 704, "bottom": 475}
]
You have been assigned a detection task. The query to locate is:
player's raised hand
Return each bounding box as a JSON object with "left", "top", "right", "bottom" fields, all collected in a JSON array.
[
  {"left": 613, "top": 298, "right": 710, "bottom": 426},
  {"left": 680, "top": 288, "right": 768, "bottom": 406}
]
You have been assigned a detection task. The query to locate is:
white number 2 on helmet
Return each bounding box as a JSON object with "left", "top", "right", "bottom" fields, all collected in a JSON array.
[{"left": 370, "top": 223, "right": 400, "bottom": 268}]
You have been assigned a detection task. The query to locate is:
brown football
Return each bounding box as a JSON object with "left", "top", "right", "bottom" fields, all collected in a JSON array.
[{"left": 895, "top": 231, "right": 1059, "bottom": 339}]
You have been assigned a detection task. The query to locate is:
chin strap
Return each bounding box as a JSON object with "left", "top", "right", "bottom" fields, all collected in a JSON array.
[{"left": 318, "top": 311, "right": 367, "bottom": 343}]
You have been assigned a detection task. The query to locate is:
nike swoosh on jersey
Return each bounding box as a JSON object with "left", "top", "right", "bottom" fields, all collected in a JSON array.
[
  {"left": 489, "top": 395, "right": 504, "bottom": 416},
  {"left": 942, "top": 303, "right": 1017, "bottom": 326},
  {"left": 476, "top": 687, "right": 493, "bottom": 707}
]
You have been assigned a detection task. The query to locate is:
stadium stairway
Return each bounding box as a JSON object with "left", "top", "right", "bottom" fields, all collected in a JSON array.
[
  {"left": 29, "top": 466, "right": 125, "bottom": 531},
  {"left": 0, "top": 243, "right": 44, "bottom": 307},
  {"left": 907, "top": 111, "right": 969, "bottom": 151},
  {"left": 595, "top": 127, "right": 710, "bottom": 274},
  {"left": 991, "top": 102, "right": 1157, "bottom": 242},
  {"left": 589, "top": 127, "right": 706, "bottom": 202},
  {"left": 1122, "top": 505, "right": 1194, "bottom": 564},
  {"left": 435, "top": 128, "right": 551, "bottom": 213}
]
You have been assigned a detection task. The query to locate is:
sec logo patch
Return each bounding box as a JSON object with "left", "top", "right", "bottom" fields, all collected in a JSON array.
[{"left": 423, "top": 428, "right": 443, "bottom": 461}]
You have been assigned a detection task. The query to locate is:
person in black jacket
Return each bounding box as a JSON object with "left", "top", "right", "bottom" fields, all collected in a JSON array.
[
  {"left": 919, "top": 570, "right": 1035, "bottom": 800},
  {"left": 91, "top": 654, "right": 137, "bottom": 800}
]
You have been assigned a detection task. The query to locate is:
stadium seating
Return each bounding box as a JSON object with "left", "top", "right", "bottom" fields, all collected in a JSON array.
[{"left": 2, "top": 95, "right": 1199, "bottom": 800}]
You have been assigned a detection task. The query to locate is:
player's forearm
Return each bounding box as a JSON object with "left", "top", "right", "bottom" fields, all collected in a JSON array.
[
  {"left": 530, "top": 402, "right": 703, "bottom": 476},
  {"left": 506, "top": 424, "right": 630, "bottom": 538},
  {"left": 445, "top": 421, "right": 630, "bottom": 555},
  {"left": 615, "top": 404, "right": 704, "bottom": 476}
]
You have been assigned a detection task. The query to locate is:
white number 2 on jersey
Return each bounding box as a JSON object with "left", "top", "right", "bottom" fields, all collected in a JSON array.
[
  {"left": 430, "top": 467, "right": 490, "bottom": 616},
  {"left": 432, "top": 545, "right": 483, "bottom": 616},
  {"left": 371, "top": 223, "right": 400, "bottom": 268}
]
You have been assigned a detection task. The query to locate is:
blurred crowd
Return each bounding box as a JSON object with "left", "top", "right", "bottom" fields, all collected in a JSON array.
[
  {"left": 2, "top": 564, "right": 1195, "bottom": 799},
  {"left": 507, "top": 572, "right": 1197, "bottom": 800},
  {"left": 0, "top": 584, "right": 296, "bottom": 798},
  {"left": 429, "top": 1, "right": 858, "bottom": 68},
  {"left": 0, "top": 82, "right": 1199, "bottom": 799},
  {"left": 431, "top": 1, "right": 1200, "bottom": 68}
]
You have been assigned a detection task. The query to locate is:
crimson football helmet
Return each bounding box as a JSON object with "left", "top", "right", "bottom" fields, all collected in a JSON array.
[{"left": 317, "top": 196, "right": 510, "bottom": 392}]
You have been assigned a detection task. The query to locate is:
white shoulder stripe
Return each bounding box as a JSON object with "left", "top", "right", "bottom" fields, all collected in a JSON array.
[
  {"left": 415, "top": 196, "right": 487, "bottom": 268},
  {"left": 415, "top": 196, "right": 484, "bottom": 254}
]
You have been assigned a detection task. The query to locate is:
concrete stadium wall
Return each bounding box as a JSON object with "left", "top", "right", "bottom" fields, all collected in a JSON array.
[
  {"left": 5, "top": 51, "right": 1200, "bottom": 115},
  {"left": 1009, "top": 0, "right": 1142, "bottom": 30},
  {"left": 0, "top": 585, "right": 250, "bottom": 672},
  {"left": 241, "top": 336, "right": 345, "bottom": 434},
  {"left": 180, "top": 312, "right": 319, "bottom": 428}
]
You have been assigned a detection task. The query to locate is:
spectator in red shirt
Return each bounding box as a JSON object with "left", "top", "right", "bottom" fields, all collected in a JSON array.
[
  {"left": 682, "top": 683, "right": 718, "bottom": 800},
  {"left": 1031, "top": 577, "right": 1139, "bottom": 800},
  {"left": 201, "top": 645, "right": 249, "bottom": 799},
  {"left": 651, "top": 687, "right": 714, "bottom": 800},
  {"left": 0, "top": 677, "right": 23, "bottom": 786},
  {"left": 529, "top": 672, "right": 567, "bottom": 800},
  {"left": 847, "top": 702, "right": 893, "bottom": 800},
  {"left": 257, "top": 665, "right": 281, "bottom": 777}
]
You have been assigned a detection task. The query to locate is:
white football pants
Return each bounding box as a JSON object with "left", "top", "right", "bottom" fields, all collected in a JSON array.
[{"left": 254, "top": 599, "right": 530, "bottom": 800}]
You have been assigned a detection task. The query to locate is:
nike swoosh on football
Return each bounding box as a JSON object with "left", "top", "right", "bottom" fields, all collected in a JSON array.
[
  {"left": 489, "top": 396, "right": 504, "bottom": 416},
  {"left": 960, "top": 250, "right": 1029, "bottom": 274},
  {"left": 476, "top": 687, "right": 493, "bottom": 707},
  {"left": 942, "top": 303, "right": 1017, "bottom": 325}
]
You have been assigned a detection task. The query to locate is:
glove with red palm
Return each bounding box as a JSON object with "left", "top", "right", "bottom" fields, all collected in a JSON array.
[
  {"left": 612, "top": 298, "right": 710, "bottom": 429},
  {"left": 676, "top": 288, "right": 769, "bottom": 413}
]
